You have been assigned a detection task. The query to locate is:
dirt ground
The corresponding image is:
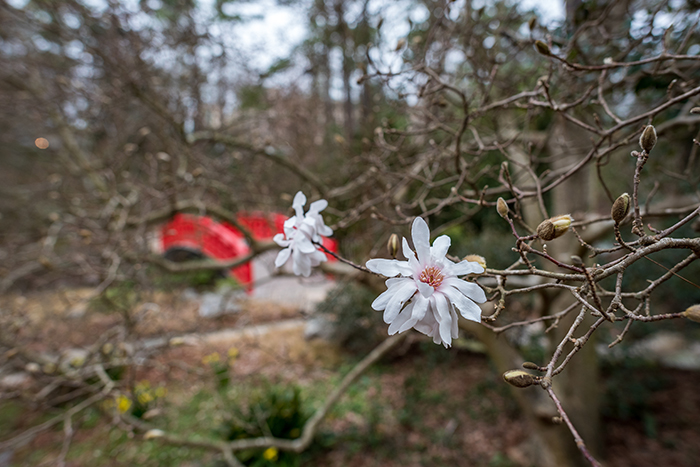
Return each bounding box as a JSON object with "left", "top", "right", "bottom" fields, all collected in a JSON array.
[{"left": 2, "top": 289, "right": 700, "bottom": 466}]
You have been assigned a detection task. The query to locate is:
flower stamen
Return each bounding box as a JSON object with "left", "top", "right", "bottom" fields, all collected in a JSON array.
[{"left": 419, "top": 265, "right": 444, "bottom": 288}]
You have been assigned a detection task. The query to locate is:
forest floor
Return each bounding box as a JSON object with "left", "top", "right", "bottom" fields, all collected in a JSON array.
[{"left": 1, "top": 287, "right": 699, "bottom": 467}]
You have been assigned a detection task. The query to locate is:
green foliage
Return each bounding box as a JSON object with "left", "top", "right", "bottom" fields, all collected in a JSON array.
[
  {"left": 261, "top": 58, "right": 293, "bottom": 79},
  {"left": 203, "top": 351, "right": 235, "bottom": 391},
  {"left": 89, "top": 280, "right": 140, "bottom": 314},
  {"left": 219, "top": 383, "right": 309, "bottom": 466},
  {"left": 0, "top": 400, "right": 23, "bottom": 439},
  {"left": 315, "top": 281, "right": 386, "bottom": 354},
  {"left": 129, "top": 380, "right": 167, "bottom": 419},
  {"left": 237, "top": 84, "right": 269, "bottom": 110}
]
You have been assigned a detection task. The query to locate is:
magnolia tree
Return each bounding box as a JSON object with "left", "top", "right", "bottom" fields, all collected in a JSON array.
[{"left": 2, "top": 0, "right": 700, "bottom": 466}]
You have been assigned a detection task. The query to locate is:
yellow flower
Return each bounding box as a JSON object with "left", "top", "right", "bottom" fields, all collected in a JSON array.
[
  {"left": 262, "top": 447, "right": 278, "bottom": 462},
  {"left": 117, "top": 395, "right": 132, "bottom": 414},
  {"left": 154, "top": 386, "right": 167, "bottom": 398},
  {"left": 136, "top": 380, "right": 151, "bottom": 390},
  {"left": 202, "top": 352, "right": 221, "bottom": 365},
  {"left": 227, "top": 347, "right": 239, "bottom": 359},
  {"left": 138, "top": 392, "right": 154, "bottom": 405}
]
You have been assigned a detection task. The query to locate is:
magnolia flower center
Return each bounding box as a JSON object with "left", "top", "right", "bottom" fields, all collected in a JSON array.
[{"left": 418, "top": 265, "right": 444, "bottom": 288}]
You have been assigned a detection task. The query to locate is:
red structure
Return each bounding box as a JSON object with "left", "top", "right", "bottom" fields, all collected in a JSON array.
[{"left": 160, "top": 213, "right": 337, "bottom": 290}]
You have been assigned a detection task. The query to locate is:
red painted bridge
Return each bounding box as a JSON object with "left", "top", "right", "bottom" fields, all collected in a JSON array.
[{"left": 160, "top": 213, "right": 337, "bottom": 290}]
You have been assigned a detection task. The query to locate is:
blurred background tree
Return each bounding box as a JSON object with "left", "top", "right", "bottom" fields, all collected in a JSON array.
[{"left": 1, "top": 0, "right": 699, "bottom": 465}]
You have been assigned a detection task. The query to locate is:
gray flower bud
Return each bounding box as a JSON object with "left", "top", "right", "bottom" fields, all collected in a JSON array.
[
  {"left": 536, "top": 215, "right": 573, "bottom": 241},
  {"left": 682, "top": 304, "right": 700, "bottom": 323},
  {"left": 535, "top": 40, "right": 551, "bottom": 56},
  {"left": 611, "top": 193, "right": 630, "bottom": 224},
  {"left": 639, "top": 125, "right": 657, "bottom": 153},
  {"left": 387, "top": 233, "right": 400, "bottom": 259},
  {"left": 503, "top": 369, "right": 537, "bottom": 388},
  {"left": 497, "top": 197, "right": 509, "bottom": 219}
]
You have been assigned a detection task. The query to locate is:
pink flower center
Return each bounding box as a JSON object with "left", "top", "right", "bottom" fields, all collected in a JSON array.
[{"left": 419, "top": 265, "right": 444, "bottom": 288}]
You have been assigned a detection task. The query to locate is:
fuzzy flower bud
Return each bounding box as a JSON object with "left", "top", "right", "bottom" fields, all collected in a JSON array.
[
  {"left": 463, "top": 255, "right": 486, "bottom": 270},
  {"left": 503, "top": 369, "right": 537, "bottom": 388},
  {"left": 497, "top": 197, "right": 509, "bottom": 219},
  {"left": 639, "top": 125, "right": 657, "bottom": 153},
  {"left": 522, "top": 362, "right": 540, "bottom": 370},
  {"left": 611, "top": 193, "right": 631, "bottom": 224},
  {"left": 387, "top": 233, "right": 400, "bottom": 259},
  {"left": 682, "top": 304, "right": 700, "bottom": 323},
  {"left": 535, "top": 40, "right": 551, "bottom": 56},
  {"left": 536, "top": 215, "right": 573, "bottom": 241}
]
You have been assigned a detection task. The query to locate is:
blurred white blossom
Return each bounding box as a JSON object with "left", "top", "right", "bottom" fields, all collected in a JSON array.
[
  {"left": 366, "top": 217, "right": 486, "bottom": 347},
  {"left": 273, "top": 191, "right": 332, "bottom": 277}
]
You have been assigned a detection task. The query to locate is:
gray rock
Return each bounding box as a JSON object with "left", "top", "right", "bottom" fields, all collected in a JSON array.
[
  {"left": 599, "top": 331, "right": 700, "bottom": 370},
  {"left": 304, "top": 316, "right": 336, "bottom": 341},
  {"left": 198, "top": 290, "right": 243, "bottom": 318},
  {"left": 0, "top": 372, "right": 31, "bottom": 390},
  {"left": 0, "top": 449, "right": 14, "bottom": 467}
]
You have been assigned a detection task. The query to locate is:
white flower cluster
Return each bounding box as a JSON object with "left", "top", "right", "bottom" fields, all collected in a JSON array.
[
  {"left": 366, "top": 217, "right": 486, "bottom": 347},
  {"left": 274, "top": 191, "right": 333, "bottom": 277}
]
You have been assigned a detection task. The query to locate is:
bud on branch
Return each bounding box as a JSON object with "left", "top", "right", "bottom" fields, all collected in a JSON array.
[
  {"left": 503, "top": 369, "right": 537, "bottom": 388},
  {"left": 387, "top": 233, "right": 399, "bottom": 259},
  {"left": 611, "top": 193, "right": 630, "bottom": 224},
  {"left": 497, "top": 197, "right": 509, "bottom": 219},
  {"left": 536, "top": 215, "right": 573, "bottom": 241},
  {"left": 639, "top": 125, "right": 657, "bottom": 153},
  {"left": 682, "top": 304, "right": 700, "bottom": 323}
]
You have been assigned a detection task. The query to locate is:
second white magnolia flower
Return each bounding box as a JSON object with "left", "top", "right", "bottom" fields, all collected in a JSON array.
[
  {"left": 366, "top": 217, "right": 486, "bottom": 347},
  {"left": 274, "top": 191, "right": 333, "bottom": 277}
]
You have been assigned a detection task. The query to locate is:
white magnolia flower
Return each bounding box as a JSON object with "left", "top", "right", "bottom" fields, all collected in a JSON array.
[
  {"left": 274, "top": 191, "right": 332, "bottom": 277},
  {"left": 366, "top": 217, "right": 486, "bottom": 347}
]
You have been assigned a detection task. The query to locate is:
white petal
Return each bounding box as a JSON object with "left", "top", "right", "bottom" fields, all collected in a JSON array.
[
  {"left": 366, "top": 258, "right": 412, "bottom": 277},
  {"left": 274, "top": 247, "right": 291, "bottom": 267},
  {"left": 299, "top": 218, "right": 318, "bottom": 236},
  {"left": 413, "top": 320, "right": 434, "bottom": 337},
  {"left": 283, "top": 216, "right": 296, "bottom": 229},
  {"left": 292, "top": 249, "right": 312, "bottom": 277},
  {"left": 371, "top": 289, "right": 394, "bottom": 311},
  {"left": 442, "top": 287, "right": 483, "bottom": 322},
  {"left": 309, "top": 249, "right": 327, "bottom": 266},
  {"left": 387, "top": 302, "right": 414, "bottom": 335},
  {"left": 371, "top": 278, "right": 409, "bottom": 311},
  {"left": 450, "top": 307, "right": 459, "bottom": 339},
  {"left": 273, "top": 233, "right": 289, "bottom": 247},
  {"left": 430, "top": 235, "right": 451, "bottom": 261},
  {"left": 386, "top": 277, "right": 408, "bottom": 287},
  {"left": 292, "top": 191, "right": 306, "bottom": 219},
  {"left": 402, "top": 237, "right": 420, "bottom": 272},
  {"left": 398, "top": 293, "right": 429, "bottom": 333},
  {"left": 416, "top": 280, "right": 434, "bottom": 298},
  {"left": 316, "top": 224, "right": 333, "bottom": 237},
  {"left": 413, "top": 319, "right": 434, "bottom": 336},
  {"left": 443, "top": 260, "right": 484, "bottom": 276},
  {"left": 411, "top": 217, "right": 431, "bottom": 265},
  {"left": 401, "top": 237, "right": 415, "bottom": 261},
  {"left": 293, "top": 191, "right": 306, "bottom": 208},
  {"left": 295, "top": 236, "right": 317, "bottom": 254},
  {"left": 383, "top": 281, "right": 417, "bottom": 323},
  {"left": 443, "top": 277, "right": 487, "bottom": 303},
  {"left": 309, "top": 199, "right": 328, "bottom": 212},
  {"left": 432, "top": 293, "right": 453, "bottom": 347}
]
